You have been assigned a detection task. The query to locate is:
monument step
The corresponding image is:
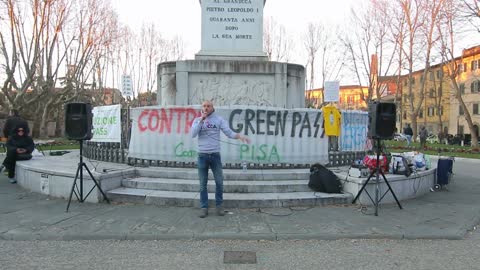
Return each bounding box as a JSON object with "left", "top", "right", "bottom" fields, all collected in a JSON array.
[
  {"left": 107, "top": 187, "right": 352, "bottom": 208},
  {"left": 122, "top": 177, "right": 312, "bottom": 193},
  {"left": 136, "top": 167, "right": 310, "bottom": 181}
]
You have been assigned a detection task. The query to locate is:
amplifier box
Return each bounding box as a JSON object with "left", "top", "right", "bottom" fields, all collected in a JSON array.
[{"left": 349, "top": 167, "right": 369, "bottom": 178}]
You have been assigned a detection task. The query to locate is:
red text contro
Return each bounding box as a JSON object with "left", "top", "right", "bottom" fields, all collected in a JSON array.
[{"left": 137, "top": 108, "right": 200, "bottom": 134}]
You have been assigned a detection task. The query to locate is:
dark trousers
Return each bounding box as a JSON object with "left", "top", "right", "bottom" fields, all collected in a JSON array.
[{"left": 2, "top": 149, "right": 32, "bottom": 178}]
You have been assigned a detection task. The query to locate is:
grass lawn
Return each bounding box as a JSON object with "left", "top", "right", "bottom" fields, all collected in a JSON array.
[
  {"left": 384, "top": 140, "right": 480, "bottom": 159},
  {"left": 0, "top": 137, "right": 80, "bottom": 153}
]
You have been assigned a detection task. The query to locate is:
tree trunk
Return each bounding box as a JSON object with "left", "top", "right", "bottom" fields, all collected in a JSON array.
[
  {"left": 458, "top": 98, "right": 478, "bottom": 147},
  {"left": 411, "top": 114, "right": 418, "bottom": 142},
  {"left": 39, "top": 99, "right": 53, "bottom": 138}
]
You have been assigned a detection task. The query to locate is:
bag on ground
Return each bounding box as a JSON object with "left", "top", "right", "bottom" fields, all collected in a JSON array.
[
  {"left": 389, "top": 155, "right": 412, "bottom": 177},
  {"left": 308, "top": 163, "right": 342, "bottom": 193}
]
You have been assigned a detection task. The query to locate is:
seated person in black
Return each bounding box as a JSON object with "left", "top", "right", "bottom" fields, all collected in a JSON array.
[
  {"left": 0, "top": 125, "right": 34, "bottom": 183},
  {"left": 3, "top": 109, "right": 29, "bottom": 138}
]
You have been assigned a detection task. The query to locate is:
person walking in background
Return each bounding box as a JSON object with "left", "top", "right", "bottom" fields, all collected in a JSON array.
[
  {"left": 2, "top": 109, "right": 29, "bottom": 139},
  {"left": 0, "top": 124, "right": 35, "bottom": 183},
  {"left": 404, "top": 123, "right": 413, "bottom": 146},
  {"left": 191, "top": 100, "right": 250, "bottom": 218},
  {"left": 419, "top": 126, "right": 428, "bottom": 149}
]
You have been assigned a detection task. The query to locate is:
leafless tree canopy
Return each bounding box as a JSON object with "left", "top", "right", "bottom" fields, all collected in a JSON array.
[{"left": 0, "top": 0, "right": 184, "bottom": 137}]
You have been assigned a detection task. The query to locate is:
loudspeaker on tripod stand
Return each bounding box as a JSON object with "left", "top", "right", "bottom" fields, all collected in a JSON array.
[
  {"left": 65, "top": 102, "right": 93, "bottom": 140},
  {"left": 64, "top": 102, "right": 109, "bottom": 212},
  {"left": 367, "top": 101, "right": 396, "bottom": 139}
]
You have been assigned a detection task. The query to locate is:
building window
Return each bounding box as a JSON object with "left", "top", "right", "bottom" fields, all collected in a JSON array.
[
  {"left": 420, "top": 74, "right": 424, "bottom": 83},
  {"left": 459, "top": 63, "right": 464, "bottom": 73},
  {"left": 472, "top": 60, "right": 478, "bottom": 71},
  {"left": 474, "top": 104, "right": 479, "bottom": 115},
  {"left": 428, "top": 107, "right": 435, "bottom": 117},
  {"left": 465, "top": 63, "right": 468, "bottom": 72},
  {"left": 411, "top": 77, "right": 415, "bottom": 85},
  {"left": 460, "top": 83, "right": 465, "bottom": 94},
  {"left": 472, "top": 81, "right": 480, "bottom": 93},
  {"left": 436, "top": 70, "right": 443, "bottom": 79},
  {"left": 438, "top": 86, "right": 442, "bottom": 97},
  {"left": 419, "top": 109, "right": 424, "bottom": 118},
  {"left": 459, "top": 105, "right": 464, "bottom": 115},
  {"left": 403, "top": 112, "right": 407, "bottom": 120},
  {"left": 429, "top": 88, "right": 435, "bottom": 98},
  {"left": 438, "top": 106, "right": 443, "bottom": 116},
  {"left": 429, "top": 71, "right": 434, "bottom": 80},
  {"left": 459, "top": 125, "right": 464, "bottom": 135}
]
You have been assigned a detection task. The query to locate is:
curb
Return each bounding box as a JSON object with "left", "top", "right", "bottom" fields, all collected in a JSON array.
[{"left": 0, "top": 230, "right": 467, "bottom": 241}]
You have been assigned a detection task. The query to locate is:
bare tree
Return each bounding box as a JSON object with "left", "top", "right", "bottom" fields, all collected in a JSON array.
[
  {"left": 395, "top": 0, "right": 447, "bottom": 140},
  {"left": 263, "top": 16, "right": 293, "bottom": 62},
  {"left": 388, "top": 1, "right": 408, "bottom": 129},
  {"left": 462, "top": 0, "right": 480, "bottom": 33},
  {"left": 341, "top": 0, "right": 399, "bottom": 107},
  {"left": 303, "top": 23, "right": 323, "bottom": 91},
  {"left": 439, "top": 0, "right": 478, "bottom": 146},
  {"left": 0, "top": 0, "right": 49, "bottom": 113}
]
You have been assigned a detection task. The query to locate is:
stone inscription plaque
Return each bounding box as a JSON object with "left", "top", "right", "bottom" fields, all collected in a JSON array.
[{"left": 199, "top": 0, "right": 264, "bottom": 56}]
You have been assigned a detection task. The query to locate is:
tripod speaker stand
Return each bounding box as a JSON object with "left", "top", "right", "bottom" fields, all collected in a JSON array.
[
  {"left": 66, "top": 141, "right": 110, "bottom": 212},
  {"left": 352, "top": 138, "right": 402, "bottom": 216}
]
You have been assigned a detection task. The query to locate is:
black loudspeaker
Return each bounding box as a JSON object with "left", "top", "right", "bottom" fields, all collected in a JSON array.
[
  {"left": 65, "top": 102, "right": 93, "bottom": 140},
  {"left": 368, "top": 101, "right": 396, "bottom": 139}
]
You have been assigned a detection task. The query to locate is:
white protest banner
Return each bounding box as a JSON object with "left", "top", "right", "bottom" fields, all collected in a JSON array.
[
  {"left": 91, "top": 104, "right": 122, "bottom": 143},
  {"left": 324, "top": 81, "right": 340, "bottom": 102},
  {"left": 339, "top": 110, "right": 368, "bottom": 151},
  {"left": 128, "top": 105, "right": 329, "bottom": 164}
]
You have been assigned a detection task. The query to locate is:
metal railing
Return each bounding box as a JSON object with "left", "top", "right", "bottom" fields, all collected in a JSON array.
[{"left": 83, "top": 141, "right": 366, "bottom": 168}]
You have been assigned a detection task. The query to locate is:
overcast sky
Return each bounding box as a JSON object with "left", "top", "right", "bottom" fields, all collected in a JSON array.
[
  {"left": 111, "top": 0, "right": 480, "bottom": 87},
  {"left": 112, "top": 0, "right": 357, "bottom": 63}
]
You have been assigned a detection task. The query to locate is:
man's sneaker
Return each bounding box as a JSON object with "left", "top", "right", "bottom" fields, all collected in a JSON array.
[
  {"left": 198, "top": 208, "right": 208, "bottom": 218},
  {"left": 8, "top": 178, "right": 16, "bottom": 184},
  {"left": 216, "top": 206, "right": 225, "bottom": 216}
]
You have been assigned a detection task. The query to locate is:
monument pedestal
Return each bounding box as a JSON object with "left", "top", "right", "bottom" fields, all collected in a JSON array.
[
  {"left": 157, "top": 59, "right": 305, "bottom": 107},
  {"left": 156, "top": 0, "right": 306, "bottom": 107}
]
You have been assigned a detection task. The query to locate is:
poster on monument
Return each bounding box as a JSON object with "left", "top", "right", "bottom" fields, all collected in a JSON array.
[
  {"left": 128, "top": 105, "right": 329, "bottom": 164},
  {"left": 199, "top": 0, "right": 265, "bottom": 56},
  {"left": 324, "top": 81, "right": 340, "bottom": 102}
]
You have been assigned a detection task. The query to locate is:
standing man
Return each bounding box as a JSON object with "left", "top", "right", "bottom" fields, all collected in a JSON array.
[
  {"left": 403, "top": 123, "right": 413, "bottom": 146},
  {"left": 191, "top": 100, "right": 250, "bottom": 218},
  {"left": 419, "top": 126, "right": 428, "bottom": 149}
]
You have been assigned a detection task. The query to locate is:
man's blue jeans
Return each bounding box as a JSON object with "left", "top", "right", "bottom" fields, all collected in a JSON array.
[
  {"left": 197, "top": 152, "right": 224, "bottom": 209},
  {"left": 406, "top": 135, "right": 412, "bottom": 146}
]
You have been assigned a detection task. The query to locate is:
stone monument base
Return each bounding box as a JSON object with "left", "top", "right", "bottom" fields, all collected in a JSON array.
[{"left": 157, "top": 59, "right": 305, "bottom": 108}]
